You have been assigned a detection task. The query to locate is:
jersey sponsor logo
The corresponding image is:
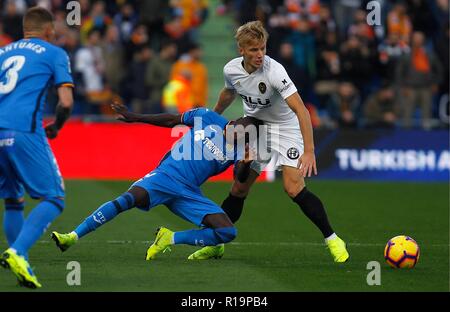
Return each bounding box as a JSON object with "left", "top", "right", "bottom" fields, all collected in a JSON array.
[
  {"left": 258, "top": 82, "right": 267, "bottom": 94},
  {"left": 279, "top": 81, "right": 293, "bottom": 93},
  {"left": 0, "top": 138, "right": 14, "bottom": 147},
  {"left": 282, "top": 79, "right": 288, "bottom": 85},
  {"left": 239, "top": 94, "right": 271, "bottom": 109},
  {"left": 287, "top": 147, "right": 300, "bottom": 160},
  {"left": 193, "top": 129, "right": 228, "bottom": 163},
  {"left": 202, "top": 137, "right": 227, "bottom": 163}
]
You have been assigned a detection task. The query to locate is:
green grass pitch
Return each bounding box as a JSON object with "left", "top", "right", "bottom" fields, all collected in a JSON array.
[{"left": 0, "top": 180, "right": 448, "bottom": 291}]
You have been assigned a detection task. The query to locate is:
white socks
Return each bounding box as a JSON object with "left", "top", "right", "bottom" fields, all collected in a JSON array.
[{"left": 325, "top": 233, "right": 337, "bottom": 242}]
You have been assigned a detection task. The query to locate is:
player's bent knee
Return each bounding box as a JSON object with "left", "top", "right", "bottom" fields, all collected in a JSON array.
[
  {"left": 285, "top": 189, "right": 301, "bottom": 199},
  {"left": 284, "top": 183, "right": 305, "bottom": 199},
  {"left": 127, "top": 186, "right": 148, "bottom": 209},
  {"left": 214, "top": 227, "right": 237, "bottom": 244}
]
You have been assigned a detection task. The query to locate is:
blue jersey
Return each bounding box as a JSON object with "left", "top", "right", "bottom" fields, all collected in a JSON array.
[
  {"left": 156, "top": 108, "right": 242, "bottom": 187},
  {"left": 0, "top": 38, "right": 73, "bottom": 133}
]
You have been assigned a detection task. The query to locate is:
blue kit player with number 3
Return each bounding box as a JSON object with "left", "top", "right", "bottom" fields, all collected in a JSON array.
[{"left": 0, "top": 7, "right": 74, "bottom": 288}]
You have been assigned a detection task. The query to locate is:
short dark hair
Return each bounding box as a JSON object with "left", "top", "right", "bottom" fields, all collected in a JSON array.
[
  {"left": 231, "top": 116, "right": 264, "bottom": 143},
  {"left": 23, "top": 6, "right": 54, "bottom": 33},
  {"left": 233, "top": 116, "right": 264, "bottom": 129}
]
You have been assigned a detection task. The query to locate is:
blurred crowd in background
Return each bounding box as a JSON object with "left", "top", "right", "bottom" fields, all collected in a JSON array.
[
  {"left": 227, "top": 0, "right": 449, "bottom": 129},
  {"left": 0, "top": 0, "right": 448, "bottom": 129}
]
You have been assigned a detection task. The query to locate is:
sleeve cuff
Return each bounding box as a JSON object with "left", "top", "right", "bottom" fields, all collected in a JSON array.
[{"left": 56, "top": 82, "right": 75, "bottom": 88}]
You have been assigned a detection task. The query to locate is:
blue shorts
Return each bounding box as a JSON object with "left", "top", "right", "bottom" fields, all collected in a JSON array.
[
  {"left": 0, "top": 129, "right": 65, "bottom": 199},
  {"left": 131, "top": 170, "right": 224, "bottom": 227}
]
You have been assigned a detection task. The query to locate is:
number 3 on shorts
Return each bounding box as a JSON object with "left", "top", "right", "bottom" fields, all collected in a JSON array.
[{"left": 0, "top": 55, "right": 26, "bottom": 94}]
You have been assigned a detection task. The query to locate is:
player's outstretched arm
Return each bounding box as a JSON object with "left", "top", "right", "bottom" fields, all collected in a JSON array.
[
  {"left": 111, "top": 102, "right": 182, "bottom": 128},
  {"left": 213, "top": 87, "right": 237, "bottom": 114},
  {"left": 45, "top": 86, "right": 74, "bottom": 139}
]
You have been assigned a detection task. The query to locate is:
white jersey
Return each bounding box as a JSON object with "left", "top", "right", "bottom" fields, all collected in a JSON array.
[{"left": 223, "top": 55, "right": 299, "bottom": 127}]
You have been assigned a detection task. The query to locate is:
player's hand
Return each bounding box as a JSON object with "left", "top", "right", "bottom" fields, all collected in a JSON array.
[
  {"left": 243, "top": 143, "right": 255, "bottom": 164},
  {"left": 111, "top": 102, "right": 138, "bottom": 123},
  {"left": 297, "top": 150, "right": 317, "bottom": 178},
  {"left": 45, "top": 123, "right": 59, "bottom": 139}
]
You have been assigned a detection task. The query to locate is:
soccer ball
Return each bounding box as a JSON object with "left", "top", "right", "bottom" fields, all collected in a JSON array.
[{"left": 384, "top": 235, "right": 420, "bottom": 269}]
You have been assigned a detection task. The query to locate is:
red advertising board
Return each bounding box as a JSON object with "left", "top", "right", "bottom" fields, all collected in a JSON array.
[{"left": 49, "top": 121, "right": 267, "bottom": 181}]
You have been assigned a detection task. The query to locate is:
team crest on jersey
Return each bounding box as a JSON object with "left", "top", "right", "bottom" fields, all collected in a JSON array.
[
  {"left": 287, "top": 147, "right": 299, "bottom": 160},
  {"left": 258, "top": 82, "right": 266, "bottom": 94}
]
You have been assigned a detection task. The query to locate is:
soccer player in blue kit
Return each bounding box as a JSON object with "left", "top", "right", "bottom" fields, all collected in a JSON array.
[
  {"left": 51, "top": 103, "right": 262, "bottom": 262},
  {"left": 0, "top": 7, "right": 74, "bottom": 288}
]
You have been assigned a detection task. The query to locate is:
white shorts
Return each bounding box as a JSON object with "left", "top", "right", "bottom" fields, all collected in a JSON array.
[{"left": 250, "top": 124, "right": 304, "bottom": 174}]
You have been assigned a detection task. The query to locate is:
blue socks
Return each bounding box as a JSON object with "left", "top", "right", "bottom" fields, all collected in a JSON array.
[
  {"left": 3, "top": 202, "right": 25, "bottom": 246},
  {"left": 11, "top": 198, "right": 63, "bottom": 257},
  {"left": 174, "top": 227, "right": 237, "bottom": 246},
  {"left": 74, "top": 193, "right": 135, "bottom": 239}
]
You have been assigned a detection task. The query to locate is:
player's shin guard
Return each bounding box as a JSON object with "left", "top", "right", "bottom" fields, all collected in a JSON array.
[
  {"left": 3, "top": 202, "right": 25, "bottom": 246},
  {"left": 174, "top": 227, "right": 237, "bottom": 246},
  {"left": 74, "top": 192, "right": 135, "bottom": 239},
  {"left": 221, "top": 193, "right": 246, "bottom": 223},
  {"left": 11, "top": 198, "right": 63, "bottom": 257},
  {"left": 293, "top": 187, "right": 334, "bottom": 238}
]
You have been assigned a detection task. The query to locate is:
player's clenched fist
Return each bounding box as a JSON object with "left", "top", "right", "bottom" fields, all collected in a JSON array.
[{"left": 45, "top": 123, "right": 59, "bottom": 139}]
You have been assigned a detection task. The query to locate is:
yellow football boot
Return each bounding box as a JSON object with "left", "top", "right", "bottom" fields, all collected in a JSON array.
[
  {"left": 326, "top": 236, "right": 350, "bottom": 263},
  {"left": 51, "top": 231, "right": 78, "bottom": 252},
  {"left": 188, "top": 244, "right": 225, "bottom": 260},
  {"left": 0, "top": 248, "right": 42, "bottom": 289},
  {"left": 145, "top": 227, "right": 174, "bottom": 260}
]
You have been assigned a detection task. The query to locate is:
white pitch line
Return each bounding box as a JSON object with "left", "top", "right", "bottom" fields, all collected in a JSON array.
[{"left": 26, "top": 240, "right": 450, "bottom": 247}]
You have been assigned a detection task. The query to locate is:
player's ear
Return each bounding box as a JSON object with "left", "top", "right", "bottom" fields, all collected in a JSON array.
[
  {"left": 238, "top": 46, "right": 244, "bottom": 56},
  {"left": 43, "top": 22, "right": 55, "bottom": 41}
]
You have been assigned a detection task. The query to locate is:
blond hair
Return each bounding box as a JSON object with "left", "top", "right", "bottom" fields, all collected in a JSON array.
[{"left": 235, "top": 20, "right": 269, "bottom": 48}]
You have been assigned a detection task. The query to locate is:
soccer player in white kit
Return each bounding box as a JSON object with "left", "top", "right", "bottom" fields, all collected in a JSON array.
[{"left": 188, "top": 21, "right": 349, "bottom": 263}]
